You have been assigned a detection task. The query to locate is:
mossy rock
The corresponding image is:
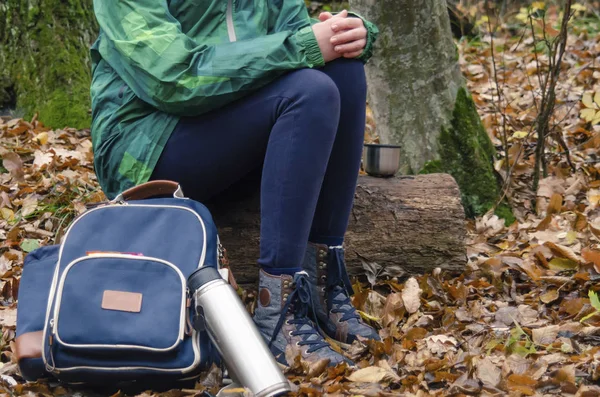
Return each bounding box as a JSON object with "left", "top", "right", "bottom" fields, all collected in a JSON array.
[
  {"left": 0, "top": 0, "right": 98, "bottom": 128},
  {"left": 420, "top": 87, "right": 514, "bottom": 223}
]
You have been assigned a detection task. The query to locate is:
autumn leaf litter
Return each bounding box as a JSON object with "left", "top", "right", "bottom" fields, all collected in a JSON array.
[{"left": 1, "top": 4, "right": 600, "bottom": 397}]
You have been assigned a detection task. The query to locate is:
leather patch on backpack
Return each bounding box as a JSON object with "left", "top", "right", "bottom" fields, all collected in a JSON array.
[
  {"left": 102, "top": 290, "right": 143, "bottom": 313},
  {"left": 259, "top": 288, "right": 271, "bottom": 307},
  {"left": 15, "top": 331, "right": 43, "bottom": 360}
]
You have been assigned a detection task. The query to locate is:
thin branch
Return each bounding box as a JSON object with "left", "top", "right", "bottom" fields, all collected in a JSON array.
[
  {"left": 485, "top": 0, "right": 511, "bottom": 180},
  {"left": 530, "top": 16, "right": 545, "bottom": 95},
  {"left": 532, "top": 0, "right": 574, "bottom": 193}
]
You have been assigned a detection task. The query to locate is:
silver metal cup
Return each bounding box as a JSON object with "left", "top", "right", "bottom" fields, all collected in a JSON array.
[
  {"left": 363, "top": 143, "right": 401, "bottom": 177},
  {"left": 188, "top": 267, "right": 290, "bottom": 397}
]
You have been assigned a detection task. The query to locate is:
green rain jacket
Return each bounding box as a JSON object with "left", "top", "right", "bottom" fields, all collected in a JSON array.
[{"left": 90, "top": 0, "right": 379, "bottom": 199}]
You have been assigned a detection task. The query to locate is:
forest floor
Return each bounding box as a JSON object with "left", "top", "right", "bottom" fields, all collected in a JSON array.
[{"left": 1, "top": 4, "right": 600, "bottom": 397}]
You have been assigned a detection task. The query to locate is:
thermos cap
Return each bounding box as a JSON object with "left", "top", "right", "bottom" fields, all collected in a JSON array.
[{"left": 188, "top": 266, "right": 222, "bottom": 291}]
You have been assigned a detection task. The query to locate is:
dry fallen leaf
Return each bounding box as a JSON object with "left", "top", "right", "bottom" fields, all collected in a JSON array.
[
  {"left": 475, "top": 356, "right": 501, "bottom": 387},
  {"left": 34, "top": 131, "right": 48, "bottom": 145},
  {"left": 423, "top": 335, "right": 458, "bottom": 355},
  {"left": 0, "top": 208, "right": 14, "bottom": 222},
  {"left": 33, "top": 149, "right": 54, "bottom": 169},
  {"left": 544, "top": 242, "right": 583, "bottom": 264},
  {"left": 1, "top": 152, "right": 24, "bottom": 181},
  {"left": 532, "top": 325, "right": 560, "bottom": 345},
  {"left": 381, "top": 293, "right": 404, "bottom": 327},
  {"left": 347, "top": 366, "right": 400, "bottom": 383},
  {"left": 540, "top": 288, "right": 560, "bottom": 304},
  {"left": 0, "top": 308, "right": 17, "bottom": 328},
  {"left": 582, "top": 248, "right": 600, "bottom": 272},
  {"left": 20, "top": 196, "right": 38, "bottom": 218},
  {"left": 401, "top": 277, "right": 422, "bottom": 314}
]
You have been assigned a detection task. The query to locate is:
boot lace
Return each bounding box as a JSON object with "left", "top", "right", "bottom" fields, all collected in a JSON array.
[
  {"left": 327, "top": 248, "right": 361, "bottom": 322},
  {"left": 270, "top": 272, "right": 330, "bottom": 353}
]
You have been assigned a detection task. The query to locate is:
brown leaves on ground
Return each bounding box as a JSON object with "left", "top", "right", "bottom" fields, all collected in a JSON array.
[
  {"left": 0, "top": 116, "right": 104, "bottom": 256},
  {"left": 0, "top": 115, "right": 105, "bottom": 393},
  {"left": 460, "top": 2, "right": 600, "bottom": 223},
  {"left": 1, "top": 4, "right": 600, "bottom": 397}
]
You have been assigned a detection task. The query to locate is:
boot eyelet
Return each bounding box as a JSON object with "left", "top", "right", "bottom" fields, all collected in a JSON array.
[
  {"left": 320, "top": 275, "right": 326, "bottom": 281},
  {"left": 295, "top": 341, "right": 300, "bottom": 346},
  {"left": 283, "top": 293, "right": 289, "bottom": 299},
  {"left": 288, "top": 331, "right": 294, "bottom": 336}
]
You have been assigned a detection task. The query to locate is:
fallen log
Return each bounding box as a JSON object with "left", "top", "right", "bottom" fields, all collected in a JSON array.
[{"left": 207, "top": 173, "right": 467, "bottom": 287}]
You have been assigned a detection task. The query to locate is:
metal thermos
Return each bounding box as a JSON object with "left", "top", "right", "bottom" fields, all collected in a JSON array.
[{"left": 188, "top": 267, "right": 290, "bottom": 397}]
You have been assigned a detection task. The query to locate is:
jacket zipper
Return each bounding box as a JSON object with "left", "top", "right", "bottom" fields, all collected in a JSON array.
[{"left": 226, "top": 0, "right": 237, "bottom": 42}]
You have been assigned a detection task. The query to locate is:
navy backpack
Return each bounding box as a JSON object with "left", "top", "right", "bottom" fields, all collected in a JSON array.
[{"left": 15, "top": 181, "right": 222, "bottom": 388}]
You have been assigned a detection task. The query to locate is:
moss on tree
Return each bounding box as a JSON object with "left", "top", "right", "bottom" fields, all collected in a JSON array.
[
  {"left": 421, "top": 87, "right": 514, "bottom": 222},
  {"left": 0, "top": 0, "right": 97, "bottom": 128}
]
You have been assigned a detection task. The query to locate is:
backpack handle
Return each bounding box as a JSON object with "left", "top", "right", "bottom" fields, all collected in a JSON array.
[{"left": 113, "top": 180, "right": 185, "bottom": 202}]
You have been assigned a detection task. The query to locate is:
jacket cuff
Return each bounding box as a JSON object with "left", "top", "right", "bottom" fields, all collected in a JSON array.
[
  {"left": 347, "top": 12, "right": 379, "bottom": 64},
  {"left": 295, "top": 26, "right": 325, "bottom": 68}
]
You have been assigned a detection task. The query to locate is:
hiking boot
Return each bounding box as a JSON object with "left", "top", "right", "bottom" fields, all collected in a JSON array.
[
  {"left": 253, "top": 269, "right": 348, "bottom": 367},
  {"left": 302, "top": 243, "right": 380, "bottom": 347}
]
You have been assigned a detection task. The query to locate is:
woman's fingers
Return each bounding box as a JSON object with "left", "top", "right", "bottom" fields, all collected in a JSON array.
[
  {"left": 334, "top": 39, "right": 367, "bottom": 54},
  {"left": 331, "top": 16, "right": 363, "bottom": 33},
  {"left": 318, "top": 12, "right": 333, "bottom": 22},
  {"left": 331, "top": 27, "right": 367, "bottom": 45},
  {"left": 343, "top": 49, "right": 363, "bottom": 58},
  {"left": 331, "top": 9, "right": 349, "bottom": 20}
]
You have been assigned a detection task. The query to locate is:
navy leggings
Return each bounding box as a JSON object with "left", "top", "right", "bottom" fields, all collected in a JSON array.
[{"left": 151, "top": 59, "right": 366, "bottom": 273}]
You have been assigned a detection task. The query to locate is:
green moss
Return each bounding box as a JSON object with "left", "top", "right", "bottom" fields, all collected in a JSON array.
[
  {"left": 495, "top": 203, "right": 516, "bottom": 226},
  {"left": 421, "top": 159, "right": 444, "bottom": 174},
  {"left": 420, "top": 87, "right": 513, "bottom": 221},
  {"left": 0, "top": 0, "right": 97, "bottom": 128}
]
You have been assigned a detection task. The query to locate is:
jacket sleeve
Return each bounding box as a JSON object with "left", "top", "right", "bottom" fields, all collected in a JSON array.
[
  {"left": 268, "top": 2, "right": 379, "bottom": 64},
  {"left": 348, "top": 12, "right": 379, "bottom": 64},
  {"left": 268, "top": 0, "right": 314, "bottom": 35},
  {"left": 93, "top": 0, "right": 324, "bottom": 116}
]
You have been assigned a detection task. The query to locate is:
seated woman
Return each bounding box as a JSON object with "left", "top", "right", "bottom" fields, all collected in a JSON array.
[{"left": 90, "top": 0, "right": 379, "bottom": 366}]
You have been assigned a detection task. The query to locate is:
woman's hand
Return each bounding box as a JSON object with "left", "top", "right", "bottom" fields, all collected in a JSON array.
[
  {"left": 318, "top": 10, "right": 367, "bottom": 59},
  {"left": 311, "top": 10, "right": 349, "bottom": 63},
  {"left": 330, "top": 16, "right": 367, "bottom": 59}
]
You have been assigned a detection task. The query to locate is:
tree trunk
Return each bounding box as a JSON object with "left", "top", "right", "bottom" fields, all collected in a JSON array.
[
  {"left": 0, "top": 0, "right": 97, "bottom": 128},
  {"left": 349, "top": 0, "right": 511, "bottom": 220},
  {"left": 208, "top": 174, "right": 467, "bottom": 287}
]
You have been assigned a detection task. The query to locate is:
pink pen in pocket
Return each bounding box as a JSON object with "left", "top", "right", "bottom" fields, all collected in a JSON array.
[{"left": 86, "top": 251, "right": 144, "bottom": 256}]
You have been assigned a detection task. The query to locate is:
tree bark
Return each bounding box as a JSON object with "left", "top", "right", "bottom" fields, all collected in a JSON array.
[
  {"left": 0, "top": 0, "right": 97, "bottom": 128},
  {"left": 349, "top": 0, "right": 464, "bottom": 173},
  {"left": 208, "top": 174, "right": 467, "bottom": 287},
  {"left": 349, "top": 0, "right": 510, "bottom": 220}
]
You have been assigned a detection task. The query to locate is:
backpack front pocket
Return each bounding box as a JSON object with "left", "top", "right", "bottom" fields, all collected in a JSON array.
[{"left": 51, "top": 254, "right": 186, "bottom": 353}]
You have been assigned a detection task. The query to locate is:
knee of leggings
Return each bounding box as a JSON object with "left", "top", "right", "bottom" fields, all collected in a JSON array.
[{"left": 289, "top": 69, "right": 341, "bottom": 116}]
